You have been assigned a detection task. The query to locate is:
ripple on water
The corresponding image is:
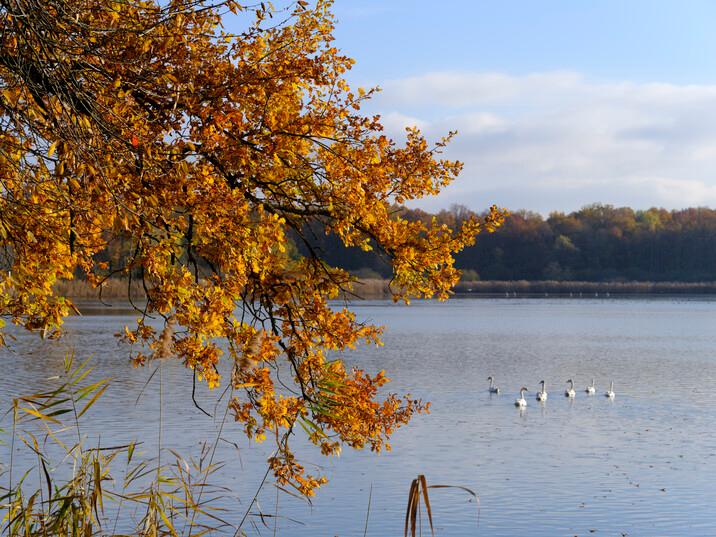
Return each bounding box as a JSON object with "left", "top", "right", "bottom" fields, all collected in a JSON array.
[{"left": 2, "top": 297, "right": 716, "bottom": 536}]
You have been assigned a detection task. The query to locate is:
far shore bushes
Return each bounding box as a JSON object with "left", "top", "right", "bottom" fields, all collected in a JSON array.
[{"left": 55, "top": 278, "right": 716, "bottom": 304}]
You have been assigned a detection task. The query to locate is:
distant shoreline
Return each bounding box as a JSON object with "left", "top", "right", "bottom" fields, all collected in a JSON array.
[
  {"left": 350, "top": 279, "right": 716, "bottom": 298},
  {"left": 54, "top": 278, "right": 716, "bottom": 303},
  {"left": 453, "top": 279, "right": 716, "bottom": 296}
]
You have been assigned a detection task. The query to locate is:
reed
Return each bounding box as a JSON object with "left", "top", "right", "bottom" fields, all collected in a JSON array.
[
  {"left": 0, "top": 353, "right": 230, "bottom": 536},
  {"left": 55, "top": 277, "right": 394, "bottom": 302},
  {"left": 53, "top": 278, "right": 146, "bottom": 300},
  {"left": 403, "top": 474, "right": 479, "bottom": 537},
  {"left": 51, "top": 276, "right": 716, "bottom": 304},
  {"left": 346, "top": 278, "right": 393, "bottom": 299}
]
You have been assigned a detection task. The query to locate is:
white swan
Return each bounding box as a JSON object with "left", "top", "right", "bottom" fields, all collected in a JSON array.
[
  {"left": 605, "top": 381, "right": 615, "bottom": 399},
  {"left": 564, "top": 379, "right": 576, "bottom": 398},
  {"left": 536, "top": 380, "right": 548, "bottom": 401},
  {"left": 585, "top": 378, "right": 596, "bottom": 395},
  {"left": 515, "top": 386, "right": 528, "bottom": 407},
  {"left": 487, "top": 376, "right": 500, "bottom": 394}
]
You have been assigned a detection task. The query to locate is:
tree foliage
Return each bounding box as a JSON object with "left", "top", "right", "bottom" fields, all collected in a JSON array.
[
  {"left": 0, "top": 0, "right": 505, "bottom": 494},
  {"left": 310, "top": 202, "right": 716, "bottom": 283},
  {"left": 457, "top": 204, "right": 716, "bottom": 282}
]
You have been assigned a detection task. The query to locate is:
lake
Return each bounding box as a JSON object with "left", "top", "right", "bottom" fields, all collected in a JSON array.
[{"left": 2, "top": 297, "right": 716, "bottom": 536}]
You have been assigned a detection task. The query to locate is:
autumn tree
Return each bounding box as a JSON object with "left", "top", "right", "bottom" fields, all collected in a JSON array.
[{"left": 0, "top": 0, "right": 505, "bottom": 494}]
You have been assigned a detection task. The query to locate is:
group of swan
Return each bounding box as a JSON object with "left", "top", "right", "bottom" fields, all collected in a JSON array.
[
  {"left": 487, "top": 377, "right": 615, "bottom": 407},
  {"left": 563, "top": 378, "right": 615, "bottom": 398}
]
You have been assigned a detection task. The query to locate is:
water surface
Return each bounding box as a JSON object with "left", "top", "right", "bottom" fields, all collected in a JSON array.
[{"left": 2, "top": 297, "right": 716, "bottom": 536}]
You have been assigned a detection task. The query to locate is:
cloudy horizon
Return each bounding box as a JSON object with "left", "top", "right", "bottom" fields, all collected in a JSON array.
[{"left": 360, "top": 70, "right": 716, "bottom": 214}]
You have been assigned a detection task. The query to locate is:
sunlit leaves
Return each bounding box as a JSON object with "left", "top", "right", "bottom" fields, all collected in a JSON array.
[{"left": 0, "top": 0, "right": 506, "bottom": 495}]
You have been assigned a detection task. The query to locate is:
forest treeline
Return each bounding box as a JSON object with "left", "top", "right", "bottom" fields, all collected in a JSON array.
[
  {"left": 93, "top": 203, "right": 716, "bottom": 284},
  {"left": 297, "top": 204, "right": 716, "bottom": 282}
]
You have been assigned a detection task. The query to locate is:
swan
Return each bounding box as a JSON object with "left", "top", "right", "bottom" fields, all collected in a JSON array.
[
  {"left": 536, "top": 380, "right": 548, "bottom": 401},
  {"left": 515, "top": 386, "right": 528, "bottom": 407},
  {"left": 585, "top": 378, "right": 596, "bottom": 395},
  {"left": 487, "top": 376, "right": 500, "bottom": 394},
  {"left": 605, "top": 381, "right": 615, "bottom": 399},
  {"left": 564, "top": 379, "right": 576, "bottom": 398}
]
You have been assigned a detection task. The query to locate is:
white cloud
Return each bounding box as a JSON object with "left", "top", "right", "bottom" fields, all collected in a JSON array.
[
  {"left": 380, "top": 71, "right": 587, "bottom": 109},
  {"left": 379, "top": 111, "right": 427, "bottom": 132},
  {"left": 367, "top": 71, "right": 716, "bottom": 213},
  {"left": 458, "top": 112, "right": 508, "bottom": 134}
]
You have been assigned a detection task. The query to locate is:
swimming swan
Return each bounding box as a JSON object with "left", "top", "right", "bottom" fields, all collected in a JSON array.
[
  {"left": 536, "top": 380, "right": 548, "bottom": 401},
  {"left": 487, "top": 376, "right": 500, "bottom": 394},
  {"left": 585, "top": 378, "right": 596, "bottom": 395},
  {"left": 515, "top": 386, "right": 528, "bottom": 407},
  {"left": 605, "top": 381, "right": 615, "bottom": 399},
  {"left": 564, "top": 379, "right": 576, "bottom": 398}
]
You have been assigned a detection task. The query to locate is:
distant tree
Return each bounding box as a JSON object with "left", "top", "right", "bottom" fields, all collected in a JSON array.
[{"left": 456, "top": 203, "right": 716, "bottom": 282}]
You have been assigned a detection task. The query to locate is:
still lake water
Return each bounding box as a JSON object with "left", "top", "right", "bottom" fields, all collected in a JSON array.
[{"left": 3, "top": 297, "right": 716, "bottom": 536}]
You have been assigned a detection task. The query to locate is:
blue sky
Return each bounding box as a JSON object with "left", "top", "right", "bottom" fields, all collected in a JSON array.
[
  {"left": 230, "top": 2, "right": 716, "bottom": 213},
  {"left": 332, "top": 1, "right": 716, "bottom": 85}
]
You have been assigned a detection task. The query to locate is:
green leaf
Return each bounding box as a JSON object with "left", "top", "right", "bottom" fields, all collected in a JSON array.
[{"left": 76, "top": 383, "right": 109, "bottom": 418}]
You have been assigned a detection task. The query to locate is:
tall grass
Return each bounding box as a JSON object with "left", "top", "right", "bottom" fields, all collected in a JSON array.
[
  {"left": 52, "top": 276, "right": 716, "bottom": 305},
  {"left": 0, "top": 353, "right": 230, "bottom": 536},
  {"left": 53, "top": 279, "right": 146, "bottom": 301}
]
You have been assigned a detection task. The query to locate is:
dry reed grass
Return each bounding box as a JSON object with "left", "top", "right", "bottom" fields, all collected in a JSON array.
[
  {"left": 46, "top": 276, "right": 716, "bottom": 303},
  {"left": 55, "top": 277, "right": 392, "bottom": 301},
  {"left": 403, "top": 474, "right": 479, "bottom": 537},
  {"left": 1, "top": 354, "right": 233, "bottom": 536},
  {"left": 53, "top": 278, "right": 146, "bottom": 300},
  {"left": 349, "top": 278, "right": 392, "bottom": 299}
]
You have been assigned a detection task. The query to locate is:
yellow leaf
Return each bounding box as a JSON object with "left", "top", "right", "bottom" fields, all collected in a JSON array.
[{"left": 21, "top": 405, "right": 62, "bottom": 425}]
